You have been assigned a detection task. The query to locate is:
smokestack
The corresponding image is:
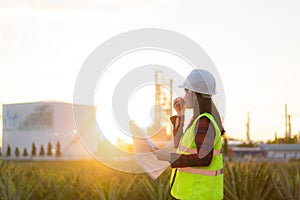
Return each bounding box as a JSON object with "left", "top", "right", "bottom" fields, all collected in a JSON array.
[
  {"left": 288, "top": 114, "right": 291, "bottom": 138},
  {"left": 285, "top": 104, "right": 288, "bottom": 138},
  {"left": 246, "top": 112, "right": 250, "bottom": 143}
]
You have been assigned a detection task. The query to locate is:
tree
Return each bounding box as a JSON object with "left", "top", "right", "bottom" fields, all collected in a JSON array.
[
  {"left": 39, "top": 145, "right": 45, "bottom": 156},
  {"left": 15, "top": 147, "right": 20, "bottom": 157},
  {"left": 23, "top": 148, "right": 28, "bottom": 157},
  {"left": 47, "top": 141, "right": 52, "bottom": 156},
  {"left": 55, "top": 141, "right": 62, "bottom": 157},
  {"left": 31, "top": 142, "right": 37, "bottom": 156},
  {"left": 6, "top": 145, "right": 11, "bottom": 157}
]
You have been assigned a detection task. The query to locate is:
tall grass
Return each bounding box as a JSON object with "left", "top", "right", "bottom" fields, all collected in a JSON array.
[
  {"left": 0, "top": 161, "right": 36, "bottom": 200},
  {"left": 224, "top": 161, "right": 275, "bottom": 199},
  {"left": 224, "top": 161, "right": 300, "bottom": 200},
  {"left": 0, "top": 160, "right": 299, "bottom": 199},
  {"left": 271, "top": 163, "right": 300, "bottom": 200}
]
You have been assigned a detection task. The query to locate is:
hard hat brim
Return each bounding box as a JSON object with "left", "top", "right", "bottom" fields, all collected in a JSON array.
[{"left": 178, "top": 84, "right": 216, "bottom": 97}]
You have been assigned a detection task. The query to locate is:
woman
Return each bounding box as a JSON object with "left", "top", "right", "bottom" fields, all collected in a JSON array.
[{"left": 154, "top": 69, "right": 225, "bottom": 200}]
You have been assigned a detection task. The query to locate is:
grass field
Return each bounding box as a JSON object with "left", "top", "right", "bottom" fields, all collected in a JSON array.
[{"left": 0, "top": 160, "right": 299, "bottom": 200}]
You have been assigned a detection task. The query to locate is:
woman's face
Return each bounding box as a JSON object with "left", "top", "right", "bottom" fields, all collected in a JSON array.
[{"left": 183, "top": 89, "right": 194, "bottom": 109}]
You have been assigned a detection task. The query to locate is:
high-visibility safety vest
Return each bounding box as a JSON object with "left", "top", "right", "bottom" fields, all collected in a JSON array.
[{"left": 170, "top": 113, "right": 223, "bottom": 200}]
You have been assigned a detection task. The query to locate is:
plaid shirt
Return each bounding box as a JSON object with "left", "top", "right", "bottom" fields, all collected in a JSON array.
[{"left": 170, "top": 115, "right": 216, "bottom": 168}]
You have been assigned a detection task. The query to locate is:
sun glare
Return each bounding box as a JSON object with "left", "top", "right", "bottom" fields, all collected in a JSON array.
[
  {"left": 128, "top": 85, "right": 155, "bottom": 129},
  {"left": 94, "top": 49, "right": 194, "bottom": 144}
]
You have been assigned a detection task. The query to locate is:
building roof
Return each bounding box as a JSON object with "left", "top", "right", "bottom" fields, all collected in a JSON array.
[
  {"left": 259, "top": 144, "right": 300, "bottom": 151},
  {"left": 231, "top": 147, "right": 262, "bottom": 152},
  {"left": 2, "top": 100, "right": 95, "bottom": 108}
]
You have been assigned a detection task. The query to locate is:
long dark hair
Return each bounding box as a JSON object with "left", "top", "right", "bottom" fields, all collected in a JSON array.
[{"left": 195, "top": 93, "right": 225, "bottom": 135}]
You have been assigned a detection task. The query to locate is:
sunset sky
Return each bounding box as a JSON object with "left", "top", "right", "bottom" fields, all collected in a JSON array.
[{"left": 1, "top": 0, "right": 300, "bottom": 143}]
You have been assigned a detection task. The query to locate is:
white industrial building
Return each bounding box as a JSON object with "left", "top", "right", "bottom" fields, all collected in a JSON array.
[
  {"left": 227, "top": 143, "right": 300, "bottom": 162},
  {"left": 1, "top": 101, "right": 98, "bottom": 160},
  {"left": 259, "top": 144, "right": 300, "bottom": 161}
]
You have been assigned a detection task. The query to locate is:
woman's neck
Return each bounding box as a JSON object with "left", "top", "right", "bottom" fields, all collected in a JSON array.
[
  {"left": 193, "top": 103, "right": 211, "bottom": 118},
  {"left": 193, "top": 105, "right": 200, "bottom": 118}
]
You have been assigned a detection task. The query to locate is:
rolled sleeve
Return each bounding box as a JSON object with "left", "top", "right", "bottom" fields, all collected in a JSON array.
[{"left": 170, "top": 115, "right": 184, "bottom": 148}]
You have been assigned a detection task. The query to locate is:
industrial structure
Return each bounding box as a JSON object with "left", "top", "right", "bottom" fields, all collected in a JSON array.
[
  {"left": 245, "top": 112, "right": 251, "bottom": 143},
  {"left": 147, "top": 71, "right": 173, "bottom": 145},
  {"left": 228, "top": 104, "right": 300, "bottom": 161},
  {"left": 285, "top": 104, "right": 292, "bottom": 139},
  {"left": 1, "top": 101, "right": 98, "bottom": 160},
  {"left": 260, "top": 144, "right": 300, "bottom": 161}
]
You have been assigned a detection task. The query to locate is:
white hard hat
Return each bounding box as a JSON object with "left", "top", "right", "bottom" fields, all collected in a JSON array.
[{"left": 179, "top": 69, "right": 216, "bottom": 97}]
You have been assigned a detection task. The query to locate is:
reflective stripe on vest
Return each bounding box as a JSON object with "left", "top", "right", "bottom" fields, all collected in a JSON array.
[
  {"left": 178, "top": 168, "right": 223, "bottom": 176},
  {"left": 177, "top": 145, "right": 222, "bottom": 156}
]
